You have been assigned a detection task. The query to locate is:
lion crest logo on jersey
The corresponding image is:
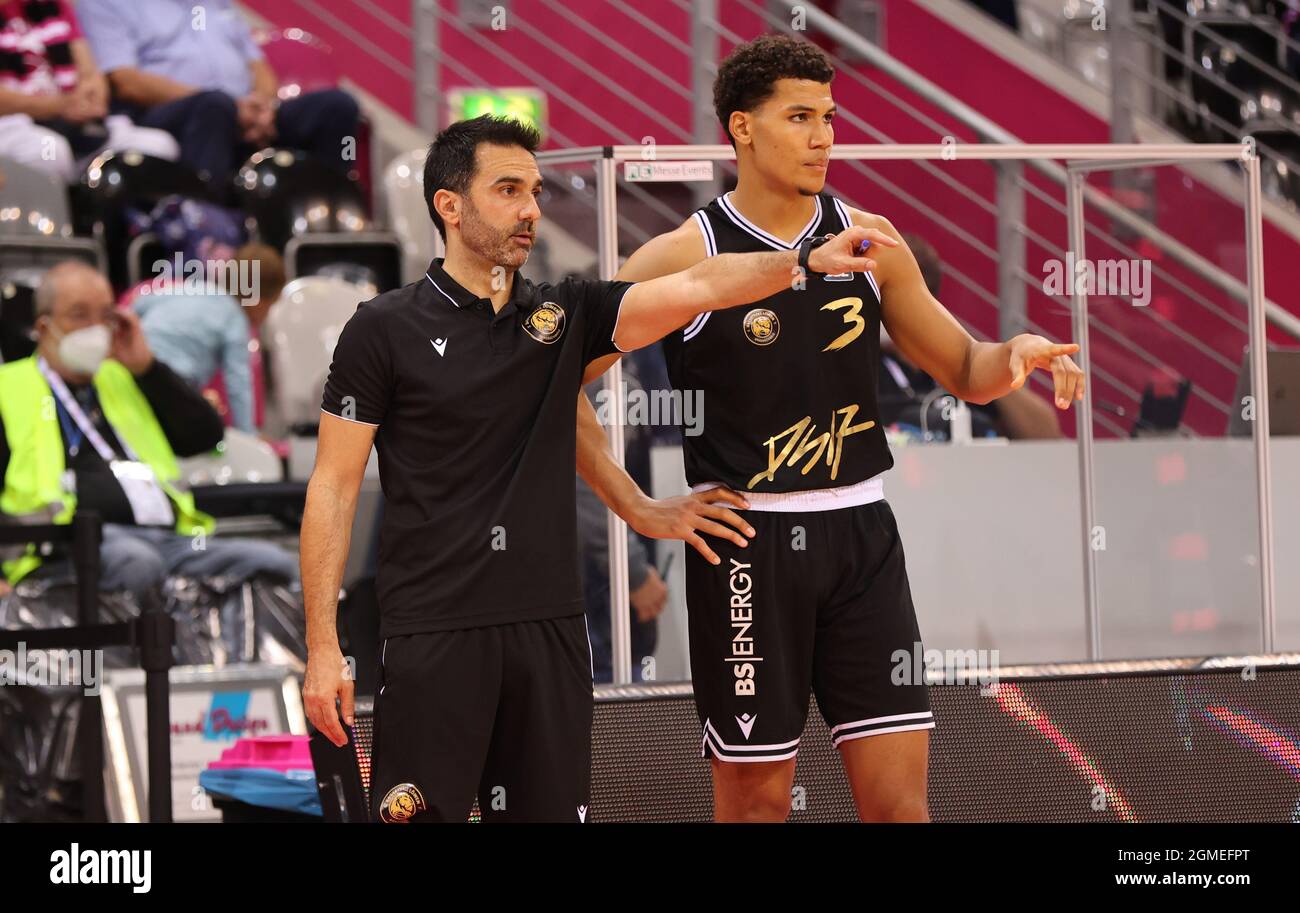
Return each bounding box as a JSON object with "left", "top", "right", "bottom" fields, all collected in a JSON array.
[
  {"left": 742, "top": 308, "right": 780, "bottom": 346},
  {"left": 523, "top": 301, "right": 565, "bottom": 344},
  {"left": 379, "top": 783, "right": 427, "bottom": 823}
]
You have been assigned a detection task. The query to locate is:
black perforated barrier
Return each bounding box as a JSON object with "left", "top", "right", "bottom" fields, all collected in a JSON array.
[{"left": 328, "top": 658, "right": 1300, "bottom": 822}]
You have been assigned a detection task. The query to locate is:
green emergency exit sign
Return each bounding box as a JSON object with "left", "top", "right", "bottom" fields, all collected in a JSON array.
[{"left": 448, "top": 89, "right": 546, "bottom": 137}]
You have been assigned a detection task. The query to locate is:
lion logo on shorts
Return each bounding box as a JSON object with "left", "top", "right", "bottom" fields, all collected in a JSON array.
[{"left": 379, "top": 783, "right": 427, "bottom": 823}]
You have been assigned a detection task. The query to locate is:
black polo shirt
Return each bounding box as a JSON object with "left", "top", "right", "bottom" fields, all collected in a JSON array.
[{"left": 320, "top": 258, "right": 633, "bottom": 637}]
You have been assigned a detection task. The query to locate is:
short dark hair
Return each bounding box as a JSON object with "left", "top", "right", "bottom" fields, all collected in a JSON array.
[
  {"left": 423, "top": 115, "right": 542, "bottom": 240},
  {"left": 901, "top": 233, "right": 942, "bottom": 296},
  {"left": 713, "top": 35, "right": 835, "bottom": 147}
]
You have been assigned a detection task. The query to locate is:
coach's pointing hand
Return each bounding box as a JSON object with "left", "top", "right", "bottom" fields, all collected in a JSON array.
[
  {"left": 626, "top": 487, "right": 755, "bottom": 566},
  {"left": 303, "top": 645, "right": 354, "bottom": 747}
]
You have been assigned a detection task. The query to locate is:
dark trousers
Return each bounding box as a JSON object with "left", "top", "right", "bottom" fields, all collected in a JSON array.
[{"left": 135, "top": 87, "right": 360, "bottom": 186}]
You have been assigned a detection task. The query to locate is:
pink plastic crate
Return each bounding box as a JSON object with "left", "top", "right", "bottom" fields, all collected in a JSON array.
[{"left": 208, "top": 736, "right": 313, "bottom": 772}]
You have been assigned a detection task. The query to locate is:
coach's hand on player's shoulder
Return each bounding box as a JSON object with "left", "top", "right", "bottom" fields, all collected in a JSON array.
[
  {"left": 626, "top": 488, "right": 756, "bottom": 566},
  {"left": 806, "top": 225, "right": 899, "bottom": 277},
  {"left": 303, "top": 644, "right": 354, "bottom": 747},
  {"left": 1007, "top": 334, "right": 1085, "bottom": 410}
]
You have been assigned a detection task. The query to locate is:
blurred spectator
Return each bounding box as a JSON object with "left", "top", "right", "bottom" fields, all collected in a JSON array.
[
  {"left": 0, "top": 261, "right": 297, "bottom": 607},
  {"left": 880, "top": 234, "right": 1062, "bottom": 440},
  {"left": 79, "top": 0, "right": 360, "bottom": 187},
  {"left": 0, "top": 0, "right": 178, "bottom": 181},
  {"left": 131, "top": 243, "right": 285, "bottom": 433}
]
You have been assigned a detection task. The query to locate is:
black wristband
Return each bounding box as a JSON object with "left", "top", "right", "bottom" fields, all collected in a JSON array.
[{"left": 798, "top": 234, "right": 832, "bottom": 277}]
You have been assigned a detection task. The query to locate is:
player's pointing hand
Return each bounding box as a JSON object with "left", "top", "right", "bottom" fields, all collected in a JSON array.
[
  {"left": 807, "top": 226, "right": 898, "bottom": 276},
  {"left": 1007, "top": 334, "right": 1085, "bottom": 409}
]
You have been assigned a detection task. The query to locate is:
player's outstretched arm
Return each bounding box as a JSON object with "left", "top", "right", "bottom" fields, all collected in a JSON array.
[
  {"left": 856, "top": 207, "right": 1086, "bottom": 409},
  {"left": 611, "top": 224, "right": 895, "bottom": 352}
]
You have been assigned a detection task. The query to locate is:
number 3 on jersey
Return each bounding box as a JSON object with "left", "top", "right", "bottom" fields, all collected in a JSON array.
[{"left": 820, "top": 297, "right": 865, "bottom": 352}]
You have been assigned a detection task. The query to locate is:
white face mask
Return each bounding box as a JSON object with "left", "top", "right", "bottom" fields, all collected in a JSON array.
[{"left": 53, "top": 323, "right": 112, "bottom": 376}]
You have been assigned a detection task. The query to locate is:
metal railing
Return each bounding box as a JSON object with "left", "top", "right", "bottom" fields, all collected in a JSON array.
[
  {"left": 0, "top": 512, "right": 176, "bottom": 822},
  {"left": 281, "top": 0, "right": 1300, "bottom": 365},
  {"left": 763, "top": 0, "right": 1300, "bottom": 332},
  {"left": 261, "top": 0, "right": 1293, "bottom": 672},
  {"left": 1019, "top": 0, "right": 1300, "bottom": 204},
  {"left": 536, "top": 141, "right": 1275, "bottom": 681}
]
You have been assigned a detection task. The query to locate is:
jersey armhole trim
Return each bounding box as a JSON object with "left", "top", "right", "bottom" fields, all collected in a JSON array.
[
  {"left": 682, "top": 312, "right": 710, "bottom": 341},
  {"left": 833, "top": 197, "right": 884, "bottom": 301},
  {"left": 681, "top": 212, "right": 717, "bottom": 342},
  {"left": 609, "top": 282, "right": 637, "bottom": 354},
  {"left": 320, "top": 407, "right": 380, "bottom": 428},
  {"left": 692, "top": 210, "right": 718, "bottom": 258},
  {"left": 832, "top": 196, "right": 853, "bottom": 231}
]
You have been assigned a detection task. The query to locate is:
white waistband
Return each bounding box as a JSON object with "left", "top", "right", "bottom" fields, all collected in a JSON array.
[{"left": 691, "top": 475, "right": 885, "bottom": 513}]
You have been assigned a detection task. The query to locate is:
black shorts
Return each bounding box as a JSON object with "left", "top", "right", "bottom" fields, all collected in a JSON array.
[
  {"left": 368, "top": 614, "right": 594, "bottom": 823},
  {"left": 686, "top": 498, "right": 933, "bottom": 763}
]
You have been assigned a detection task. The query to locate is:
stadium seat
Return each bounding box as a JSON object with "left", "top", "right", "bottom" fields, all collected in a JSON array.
[
  {"left": 234, "top": 148, "right": 402, "bottom": 290},
  {"left": 0, "top": 157, "right": 104, "bottom": 277},
  {"left": 0, "top": 156, "right": 71, "bottom": 237},
  {"left": 1247, "top": 124, "right": 1300, "bottom": 206},
  {"left": 75, "top": 151, "right": 216, "bottom": 291},
  {"left": 235, "top": 148, "right": 368, "bottom": 250},
  {"left": 381, "top": 148, "right": 439, "bottom": 284},
  {"left": 0, "top": 279, "right": 36, "bottom": 363},
  {"left": 177, "top": 429, "right": 285, "bottom": 487},
  {"left": 1188, "top": 22, "right": 1278, "bottom": 140},
  {"left": 262, "top": 276, "right": 372, "bottom": 431}
]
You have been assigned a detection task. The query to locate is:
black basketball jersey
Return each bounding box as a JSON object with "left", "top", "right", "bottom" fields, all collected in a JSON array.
[{"left": 662, "top": 191, "right": 894, "bottom": 494}]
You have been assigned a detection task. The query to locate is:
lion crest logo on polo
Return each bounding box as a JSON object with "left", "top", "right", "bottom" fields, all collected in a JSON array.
[{"left": 523, "top": 301, "right": 565, "bottom": 344}]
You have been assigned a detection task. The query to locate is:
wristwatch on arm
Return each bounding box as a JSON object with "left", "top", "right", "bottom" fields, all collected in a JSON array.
[{"left": 797, "top": 233, "right": 834, "bottom": 278}]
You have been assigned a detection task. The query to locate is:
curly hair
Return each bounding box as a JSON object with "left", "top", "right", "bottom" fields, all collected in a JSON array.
[{"left": 713, "top": 35, "right": 835, "bottom": 147}]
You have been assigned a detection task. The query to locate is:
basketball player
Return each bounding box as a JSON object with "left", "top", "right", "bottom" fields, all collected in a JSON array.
[
  {"left": 578, "top": 35, "right": 1085, "bottom": 822},
  {"left": 300, "top": 114, "right": 888, "bottom": 823}
]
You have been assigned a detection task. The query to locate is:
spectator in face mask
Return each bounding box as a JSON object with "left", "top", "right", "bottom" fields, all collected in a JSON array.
[{"left": 0, "top": 260, "right": 297, "bottom": 607}]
